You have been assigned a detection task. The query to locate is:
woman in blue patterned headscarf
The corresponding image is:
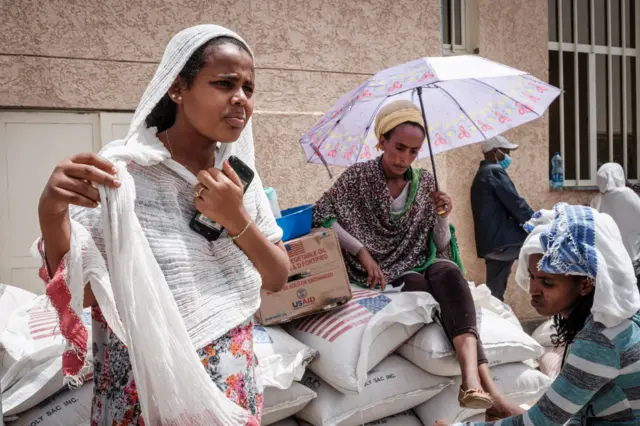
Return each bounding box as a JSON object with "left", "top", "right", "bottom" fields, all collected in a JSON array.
[{"left": 445, "top": 203, "right": 640, "bottom": 425}]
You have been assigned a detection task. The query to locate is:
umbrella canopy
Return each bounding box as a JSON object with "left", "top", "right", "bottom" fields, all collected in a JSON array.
[{"left": 300, "top": 55, "right": 560, "bottom": 170}]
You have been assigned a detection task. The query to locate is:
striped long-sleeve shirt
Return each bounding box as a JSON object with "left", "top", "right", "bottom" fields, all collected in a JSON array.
[{"left": 457, "top": 313, "right": 640, "bottom": 426}]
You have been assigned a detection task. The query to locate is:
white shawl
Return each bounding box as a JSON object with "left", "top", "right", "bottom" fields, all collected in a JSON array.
[
  {"left": 42, "top": 25, "right": 281, "bottom": 425},
  {"left": 591, "top": 163, "right": 640, "bottom": 274},
  {"left": 516, "top": 203, "right": 640, "bottom": 329}
]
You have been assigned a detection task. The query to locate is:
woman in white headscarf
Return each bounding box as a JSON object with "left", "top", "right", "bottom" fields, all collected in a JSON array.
[
  {"left": 440, "top": 203, "right": 640, "bottom": 425},
  {"left": 591, "top": 162, "right": 640, "bottom": 287},
  {"left": 35, "top": 25, "right": 289, "bottom": 425}
]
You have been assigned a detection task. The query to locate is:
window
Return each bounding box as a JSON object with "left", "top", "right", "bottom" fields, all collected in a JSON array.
[
  {"left": 441, "top": 0, "right": 478, "bottom": 55},
  {"left": 548, "top": 0, "right": 639, "bottom": 186}
]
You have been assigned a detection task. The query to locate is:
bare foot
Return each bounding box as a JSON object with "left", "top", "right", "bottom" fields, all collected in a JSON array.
[{"left": 486, "top": 397, "right": 525, "bottom": 420}]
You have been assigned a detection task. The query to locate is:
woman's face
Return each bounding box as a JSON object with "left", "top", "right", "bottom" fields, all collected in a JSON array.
[
  {"left": 177, "top": 43, "right": 255, "bottom": 143},
  {"left": 528, "top": 253, "right": 593, "bottom": 317},
  {"left": 379, "top": 123, "right": 424, "bottom": 178}
]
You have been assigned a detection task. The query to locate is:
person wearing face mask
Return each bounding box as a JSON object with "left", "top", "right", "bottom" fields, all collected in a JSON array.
[{"left": 470, "top": 136, "right": 534, "bottom": 301}]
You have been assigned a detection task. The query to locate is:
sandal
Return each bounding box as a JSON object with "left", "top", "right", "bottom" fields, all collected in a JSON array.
[{"left": 458, "top": 386, "right": 494, "bottom": 409}]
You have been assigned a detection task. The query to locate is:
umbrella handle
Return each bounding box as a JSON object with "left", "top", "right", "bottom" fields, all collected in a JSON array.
[{"left": 416, "top": 87, "right": 439, "bottom": 192}]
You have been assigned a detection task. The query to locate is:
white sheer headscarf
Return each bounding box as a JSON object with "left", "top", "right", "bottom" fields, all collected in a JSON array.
[
  {"left": 63, "top": 25, "right": 261, "bottom": 426},
  {"left": 516, "top": 203, "right": 640, "bottom": 329}
]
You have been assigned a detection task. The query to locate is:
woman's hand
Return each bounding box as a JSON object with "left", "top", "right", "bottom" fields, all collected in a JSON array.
[
  {"left": 38, "top": 153, "right": 120, "bottom": 308},
  {"left": 39, "top": 153, "right": 120, "bottom": 217},
  {"left": 195, "top": 160, "right": 250, "bottom": 236},
  {"left": 358, "top": 248, "right": 387, "bottom": 290},
  {"left": 434, "top": 191, "right": 453, "bottom": 217}
]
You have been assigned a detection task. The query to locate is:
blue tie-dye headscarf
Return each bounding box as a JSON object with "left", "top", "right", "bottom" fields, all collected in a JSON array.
[{"left": 517, "top": 203, "right": 640, "bottom": 328}]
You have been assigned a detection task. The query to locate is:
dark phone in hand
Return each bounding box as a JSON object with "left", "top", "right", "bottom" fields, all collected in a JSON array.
[{"left": 189, "top": 156, "right": 255, "bottom": 241}]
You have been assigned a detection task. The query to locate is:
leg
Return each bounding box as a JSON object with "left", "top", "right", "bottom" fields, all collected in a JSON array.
[
  {"left": 485, "top": 258, "right": 514, "bottom": 301},
  {"left": 399, "top": 268, "right": 483, "bottom": 389},
  {"left": 479, "top": 363, "right": 526, "bottom": 419},
  {"left": 392, "top": 271, "right": 432, "bottom": 292},
  {"left": 452, "top": 334, "right": 482, "bottom": 391},
  {"left": 423, "top": 262, "right": 493, "bottom": 409},
  {"left": 478, "top": 362, "right": 499, "bottom": 398}
]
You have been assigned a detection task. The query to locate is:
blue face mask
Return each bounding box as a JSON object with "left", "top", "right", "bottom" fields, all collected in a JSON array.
[{"left": 499, "top": 153, "right": 512, "bottom": 169}]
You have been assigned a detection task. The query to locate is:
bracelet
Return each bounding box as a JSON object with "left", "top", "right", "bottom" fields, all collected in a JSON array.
[{"left": 229, "top": 220, "right": 252, "bottom": 241}]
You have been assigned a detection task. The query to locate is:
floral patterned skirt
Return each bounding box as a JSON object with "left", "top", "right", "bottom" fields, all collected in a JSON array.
[{"left": 90, "top": 307, "right": 263, "bottom": 425}]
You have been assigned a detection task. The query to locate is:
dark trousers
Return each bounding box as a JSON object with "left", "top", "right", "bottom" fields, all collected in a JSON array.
[
  {"left": 484, "top": 245, "right": 522, "bottom": 302},
  {"left": 390, "top": 261, "right": 488, "bottom": 365}
]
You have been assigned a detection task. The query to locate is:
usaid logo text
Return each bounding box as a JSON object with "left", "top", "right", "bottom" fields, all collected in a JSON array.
[{"left": 293, "top": 287, "right": 315, "bottom": 309}]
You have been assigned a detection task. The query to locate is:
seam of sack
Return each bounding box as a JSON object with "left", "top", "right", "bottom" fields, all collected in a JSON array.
[
  {"left": 262, "top": 393, "right": 317, "bottom": 415},
  {"left": 400, "top": 341, "right": 541, "bottom": 358},
  {"left": 329, "top": 384, "right": 450, "bottom": 425}
]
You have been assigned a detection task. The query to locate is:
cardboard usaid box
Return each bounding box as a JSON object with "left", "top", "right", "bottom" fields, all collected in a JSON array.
[{"left": 256, "top": 229, "right": 352, "bottom": 325}]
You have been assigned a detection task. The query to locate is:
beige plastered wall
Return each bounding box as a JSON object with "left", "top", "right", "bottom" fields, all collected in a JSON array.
[{"left": 0, "top": 0, "right": 594, "bottom": 320}]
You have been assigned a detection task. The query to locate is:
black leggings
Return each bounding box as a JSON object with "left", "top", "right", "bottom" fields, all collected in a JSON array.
[{"left": 390, "top": 261, "right": 488, "bottom": 365}]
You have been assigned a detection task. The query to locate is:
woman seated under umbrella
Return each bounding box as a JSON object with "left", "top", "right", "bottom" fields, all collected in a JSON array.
[
  {"left": 446, "top": 203, "right": 640, "bottom": 425},
  {"left": 313, "top": 100, "right": 512, "bottom": 411}
]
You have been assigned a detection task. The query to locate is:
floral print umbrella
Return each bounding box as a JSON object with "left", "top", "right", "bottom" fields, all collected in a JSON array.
[{"left": 299, "top": 55, "right": 560, "bottom": 187}]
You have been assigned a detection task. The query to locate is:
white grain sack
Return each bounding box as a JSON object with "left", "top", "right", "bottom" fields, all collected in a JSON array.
[
  {"left": 5, "top": 383, "right": 92, "bottom": 426},
  {"left": 299, "top": 410, "right": 421, "bottom": 426},
  {"left": 262, "top": 382, "right": 317, "bottom": 426},
  {"left": 397, "top": 307, "right": 543, "bottom": 376},
  {"left": 2, "top": 296, "right": 92, "bottom": 416},
  {"left": 286, "top": 287, "right": 438, "bottom": 394},
  {"left": 0, "top": 285, "right": 37, "bottom": 336},
  {"left": 531, "top": 319, "right": 556, "bottom": 348},
  {"left": 414, "top": 363, "right": 552, "bottom": 426},
  {"left": 357, "top": 410, "right": 422, "bottom": 425},
  {"left": 254, "top": 325, "right": 317, "bottom": 389},
  {"left": 468, "top": 283, "right": 521, "bottom": 329},
  {"left": 538, "top": 345, "right": 565, "bottom": 380},
  {"left": 296, "top": 355, "right": 452, "bottom": 426},
  {"left": 268, "top": 418, "right": 299, "bottom": 426},
  {"left": 463, "top": 413, "right": 486, "bottom": 423}
]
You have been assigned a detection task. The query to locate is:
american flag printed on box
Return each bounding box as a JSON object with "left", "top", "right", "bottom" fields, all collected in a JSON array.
[
  {"left": 285, "top": 240, "right": 305, "bottom": 258},
  {"left": 295, "top": 289, "right": 391, "bottom": 342}
]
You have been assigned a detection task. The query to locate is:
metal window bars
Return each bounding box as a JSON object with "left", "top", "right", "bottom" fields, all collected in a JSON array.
[{"left": 548, "top": 0, "right": 639, "bottom": 186}]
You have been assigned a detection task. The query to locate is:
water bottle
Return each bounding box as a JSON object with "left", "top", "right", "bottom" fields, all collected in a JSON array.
[
  {"left": 264, "top": 187, "right": 282, "bottom": 218},
  {"left": 551, "top": 152, "right": 564, "bottom": 189}
]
